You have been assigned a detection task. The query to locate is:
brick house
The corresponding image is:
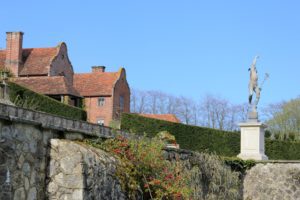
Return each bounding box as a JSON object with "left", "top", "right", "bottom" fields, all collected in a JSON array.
[
  {"left": 74, "top": 66, "right": 130, "bottom": 125},
  {"left": 0, "top": 32, "right": 130, "bottom": 126}
]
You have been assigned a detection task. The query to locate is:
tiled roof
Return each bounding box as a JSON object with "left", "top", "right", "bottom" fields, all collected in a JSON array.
[
  {"left": 20, "top": 48, "right": 58, "bottom": 76},
  {"left": 74, "top": 72, "right": 120, "bottom": 96},
  {"left": 138, "top": 114, "right": 181, "bottom": 123},
  {"left": 12, "top": 76, "right": 81, "bottom": 97},
  {"left": 0, "top": 47, "right": 58, "bottom": 76}
]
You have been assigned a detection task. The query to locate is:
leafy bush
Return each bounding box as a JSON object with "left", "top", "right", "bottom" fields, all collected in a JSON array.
[
  {"left": 8, "top": 82, "right": 87, "bottom": 120},
  {"left": 121, "top": 113, "right": 300, "bottom": 160},
  {"left": 85, "top": 135, "right": 241, "bottom": 200},
  {"left": 189, "top": 153, "right": 241, "bottom": 200},
  {"left": 85, "top": 135, "right": 192, "bottom": 199},
  {"left": 222, "top": 157, "right": 256, "bottom": 174}
]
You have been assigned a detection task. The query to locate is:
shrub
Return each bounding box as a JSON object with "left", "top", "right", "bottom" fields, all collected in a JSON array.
[
  {"left": 85, "top": 136, "right": 192, "bottom": 199},
  {"left": 85, "top": 135, "right": 241, "bottom": 200},
  {"left": 189, "top": 153, "right": 241, "bottom": 200},
  {"left": 222, "top": 157, "right": 256, "bottom": 174},
  {"left": 121, "top": 113, "right": 240, "bottom": 156},
  {"left": 8, "top": 82, "right": 87, "bottom": 121},
  {"left": 121, "top": 113, "right": 300, "bottom": 160}
]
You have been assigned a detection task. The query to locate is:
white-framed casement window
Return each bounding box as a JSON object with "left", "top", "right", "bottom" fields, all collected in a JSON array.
[
  {"left": 98, "top": 97, "right": 105, "bottom": 107},
  {"left": 97, "top": 118, "right": 105, "bottom": 126}
]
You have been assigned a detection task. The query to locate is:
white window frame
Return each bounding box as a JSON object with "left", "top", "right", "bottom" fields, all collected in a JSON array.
[{"left": 98, "top": 97, "right": 105, "bottom": 107}]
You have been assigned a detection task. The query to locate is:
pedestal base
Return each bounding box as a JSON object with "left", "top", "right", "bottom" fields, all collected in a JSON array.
[
  {"left": 238, "top": 121, "right": 268, "bottom": 161},
  {"left": 238, "top": 153, "right": 268, "bottom": 160},
  {"left": 247, "top": 111, "right": 258, "bottom": 122}
]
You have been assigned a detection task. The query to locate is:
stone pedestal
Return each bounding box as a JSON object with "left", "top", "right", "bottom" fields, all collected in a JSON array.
[{"left": 238, "top": 121, "right": 268, "bottom": 160}]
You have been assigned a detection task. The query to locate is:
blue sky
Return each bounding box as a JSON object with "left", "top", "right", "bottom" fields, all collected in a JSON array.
[{"left": 1, "top": 1, "right": 300, "bottom": 107}]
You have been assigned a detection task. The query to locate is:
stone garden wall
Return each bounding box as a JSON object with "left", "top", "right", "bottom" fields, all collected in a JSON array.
[
  {"left": 0, "top": 120, "right": 56, "bottom": 200},
  {"left": 0, "top": 103, "right": 126, "bottom": 200},
  {"left": 0, "top": 103, "right": 300, "bottom": 199},
  {"left": 243, "top": 162, "right": 300, "bottom": 200},
  {"left": 47, "top": 139, "right": 127, "bottom": 200}
]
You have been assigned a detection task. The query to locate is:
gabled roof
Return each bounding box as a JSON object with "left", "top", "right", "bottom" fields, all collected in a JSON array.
[
  {"left": 20, "top": 48, "right": 58, "bottom": 76},
  {"left": 12, "top": 76, "right": 81, "bottom": 97},
  {"left": 138, "top": 114, "right": 181, "bottom": 123},
  {"left": 73, "top": 71, "right": 120, "bottom": 96},
  {"left": 0, "top": 46, "right": 60, "bottom": 76}
]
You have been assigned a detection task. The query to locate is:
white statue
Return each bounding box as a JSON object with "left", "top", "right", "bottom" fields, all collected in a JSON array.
[
  {"left": 248, "top": 56, "right": 259, "bottom": 110},
  {"left": 248, "top": 56, "right": 269, "bottom": 113}
]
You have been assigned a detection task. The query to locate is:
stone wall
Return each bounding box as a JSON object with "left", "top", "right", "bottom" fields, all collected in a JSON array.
[
  {"left": 47, "top": 139, "right": 127, "bottom": 200},
  {"left": 243, "top": 162, "right": 300, "bottom": 200},
  {"left": 0, "top": 103, "right": 129, "bottom": 200},
  {"left": 0, "top": 103, "right": 300, "bottom": 199},
  {"left": 0, "top": 120, "right": 57, "bottom": 200}
]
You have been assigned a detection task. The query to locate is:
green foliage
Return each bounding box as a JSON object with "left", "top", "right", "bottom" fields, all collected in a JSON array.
[
  {"left": 121, "top": 113, "right": 300, "bottom": 160},
  {"left": 85, "top": 135, "right": 192, "bottom": 199},
  {"left": 266, "top": 98, "right": 300, "bottom": 141},
  {"left": 265, "top": 139, "right": 300, "bottom": 160},
  {"left": 0, "top": 68, "right": 14, "bottom": 78},
  {"left": 156, "top": 131, "right": 176, "bottom": 144},
  {"left": 189, "top": 153, "right": 241, "bottom": 200},
  {"left": 8, "top": 82, "right": 87, "bottom": 120},
  {"left": 121, "top": 113, "right": 240, "bottom": 157},
  {"left": 222, "top": 157, "right": 256, "bottom": 174},
  {"left": 109, "top": 120, "right": 121, "bottom": 129},
  {"left": 85, "top": 135, "right": 242, "bottom": 200}
]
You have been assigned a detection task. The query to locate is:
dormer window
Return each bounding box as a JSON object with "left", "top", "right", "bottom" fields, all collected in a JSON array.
[{"left": 98, "top": 97, "right": 105, "bottom": 107}]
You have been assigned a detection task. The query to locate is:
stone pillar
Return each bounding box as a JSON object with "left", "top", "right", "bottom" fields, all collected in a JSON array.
[{"left": 238, "top": 121, "right": 268, "bottom": 160}]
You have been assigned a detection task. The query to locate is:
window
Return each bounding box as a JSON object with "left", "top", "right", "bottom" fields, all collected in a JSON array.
[
  {"left": 119, "top": 96, "right": 124, "bottom": 111},
  {"left": 97, "top": 119, "right": 105, "bottom": 126},
  {"left": 98, "top": 97, "right": 105, "bottom": 106}
]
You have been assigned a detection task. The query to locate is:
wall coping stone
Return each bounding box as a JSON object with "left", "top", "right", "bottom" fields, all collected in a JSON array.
[
  {"left": 256, "top": 160, "right": 300, "bottom": 163},
  {"left": 0, "top": 103, "right": 128, "bottom": 139}
]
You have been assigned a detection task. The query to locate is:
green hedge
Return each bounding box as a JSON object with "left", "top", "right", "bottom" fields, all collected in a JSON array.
[
  {"left": 8, "top": 82, "right": 87, "bottom": 121},
  {"left": 121, "top": 113, "right": 240, "bottom": 157},
  {"left": 265, "top": 140, "right": 300, "bottom": 160},
  {"left": 121, "top": 113, "right": 300, "bottom": 160}
]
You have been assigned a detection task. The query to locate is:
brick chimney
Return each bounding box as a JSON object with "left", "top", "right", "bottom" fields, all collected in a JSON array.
[
  {"left": 92, "top": 66, "right": 106, "bottom": 73},
  {"left": 5, "top": 32, "right": 24, "bottom": 76}
]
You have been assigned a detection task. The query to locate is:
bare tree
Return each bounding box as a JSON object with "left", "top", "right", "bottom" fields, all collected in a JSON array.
[{"left": 131, "top": 89, "right": 249, "bottom": 131}]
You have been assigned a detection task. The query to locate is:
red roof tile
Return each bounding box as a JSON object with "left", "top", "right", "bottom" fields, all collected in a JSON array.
[
  {"left": 20, "top": 48, "right": 58, "bottom": 76},
  {"left": 74, "top": 72, "right": 120, "bottom": 96},
  {"left": 138, "top": 114, "right": 181, "bottom": 123},
  {"left": 0, "top": 47, "right": 58, "bottom": 76},
  {"left": 12, "top": 76, "right": 81, "bottom": 97}
]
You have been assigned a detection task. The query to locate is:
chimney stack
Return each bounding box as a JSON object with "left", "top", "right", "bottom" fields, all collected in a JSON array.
[
  {"left": 92, "top": 66, "right": 106, "bottom": 73},
  {"left": 5, "top": 32, "right": 24, "bottom": 76}
]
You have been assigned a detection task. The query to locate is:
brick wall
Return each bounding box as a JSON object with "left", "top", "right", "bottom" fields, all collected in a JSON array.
[
  {"left": 112, "top": 69, "right": 130, "bottom": 120},
  {"left": 84, "top": 68, "right": 130, "bottom": 126},
  {"left": 5, "top": 32, "right": 24, "bottom": 76},
  {"left": 49, "top": 43, "right": 74, "bottom": 84},
  {"left": 84, "top": 96, "right": 113, "bottom": 126}
]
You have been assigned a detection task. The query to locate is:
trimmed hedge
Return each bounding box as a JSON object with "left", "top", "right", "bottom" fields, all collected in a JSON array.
[
  {"left": 121, "top": 113, "right": 300, "bottom": 160},
  {"left": 265, "top": 140, "right": 300, "bottom": 160},
  {"left": 8, "top": 82, "right": 87, "bottom": 121},
  {"left": 121, "top": 113, "right": 240, "bottom": 157}
]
